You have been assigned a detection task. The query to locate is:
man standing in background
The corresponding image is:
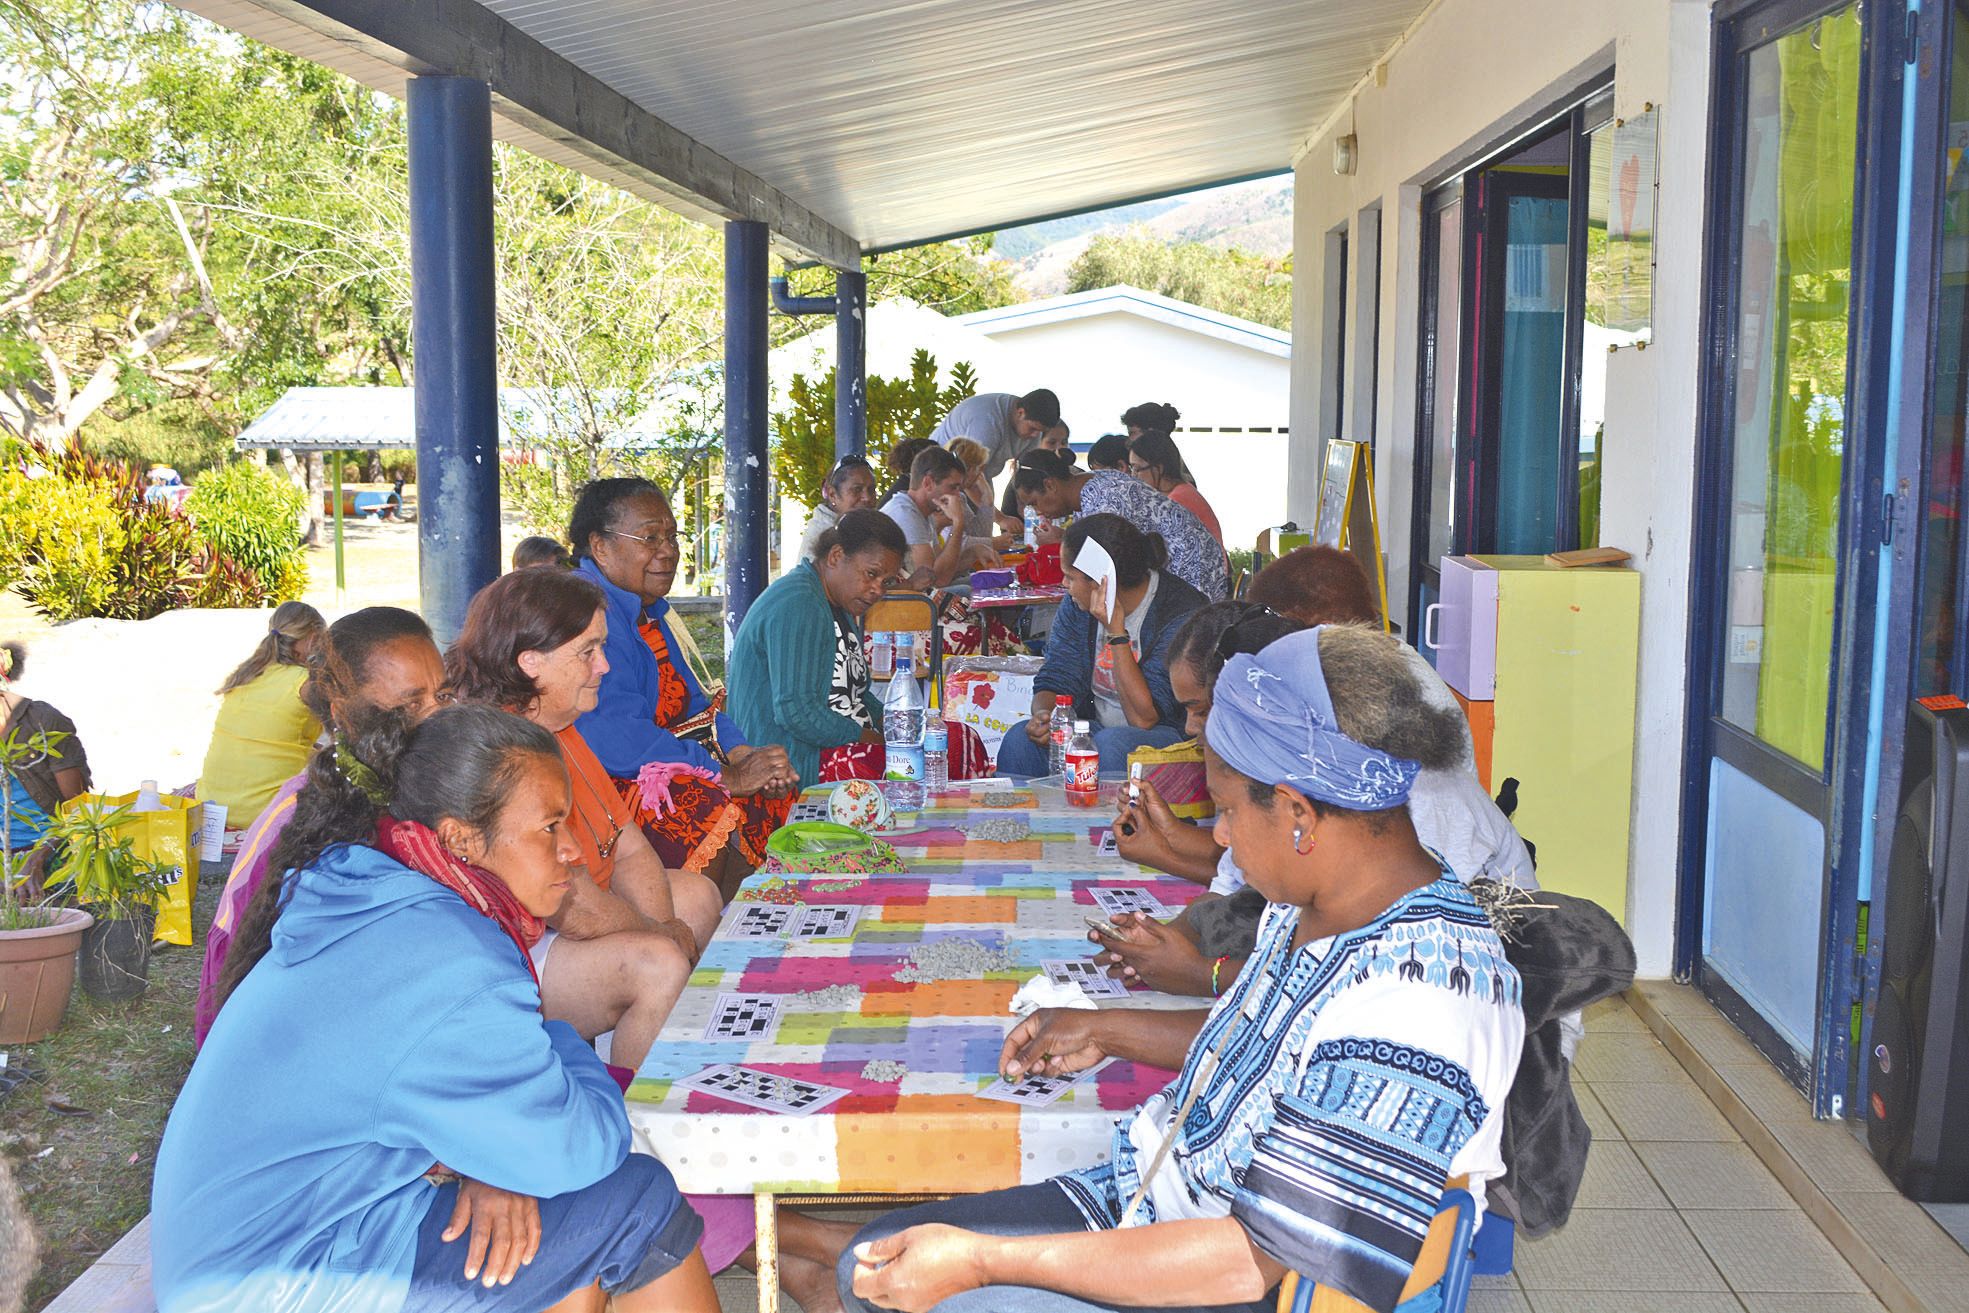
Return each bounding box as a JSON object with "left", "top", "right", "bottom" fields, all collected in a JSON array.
[{"left": 930, "top": 388, "right": 1060, "bottom": 479}]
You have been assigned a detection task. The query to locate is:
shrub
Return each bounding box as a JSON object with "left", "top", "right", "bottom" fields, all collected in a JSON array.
[
  {"left": 771, "top": 350, "right": 978, "bottom": 509},
  {"left": 14, "top": 478, "right": 125, "bottom": 621},
  {"left": 185, "top": 459, "right": 308, "bottom": 600},
  {"left": 3, "top": 440, "right": 290, "bottom": 619}
]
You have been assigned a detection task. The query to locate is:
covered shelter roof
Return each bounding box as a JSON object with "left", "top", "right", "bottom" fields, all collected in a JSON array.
[
  {"left": 235, "top": 385, "right": 651, "bottom": 451},
  {"left": 169, "top": 0, "right": 1424, "bottom": 265}
]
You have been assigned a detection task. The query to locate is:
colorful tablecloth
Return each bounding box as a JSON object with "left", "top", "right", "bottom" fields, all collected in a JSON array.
[{"left": 626, "top": 782, "right": 1203, "bottom": 1195}]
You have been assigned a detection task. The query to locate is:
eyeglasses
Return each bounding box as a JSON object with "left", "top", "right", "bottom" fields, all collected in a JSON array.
[
  {"left": 607, "top": 528, "right": 679, "bottom": 550},
  {"left": 1213, "top": 604, "right": 1288, "bottom": 661},
  {"left": 1127, "top": 461, "right": 1153, "bottom": 475}
]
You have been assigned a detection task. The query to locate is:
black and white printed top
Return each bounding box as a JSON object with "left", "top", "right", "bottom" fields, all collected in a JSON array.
[{"left": 831, "top": 614, "right": 872, "bottom": 730}]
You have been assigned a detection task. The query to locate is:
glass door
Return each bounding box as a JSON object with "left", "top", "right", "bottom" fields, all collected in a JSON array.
[
  {"left": 1409, "top": 185, "right": 1465, "bottom": 637},
  {"left": 1690, "top": 0, "right": 1865, "bottom": 1082}
]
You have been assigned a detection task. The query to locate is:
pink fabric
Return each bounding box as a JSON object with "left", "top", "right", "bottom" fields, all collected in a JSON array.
[
  {"left": 194, "top": 771, "right": 307, "bottom": 1047},
  {"left": 686, "top": 1193, "right": 758, "bottom": 1273},
  {"left": 1168, "top": 483, "right": 1224, "bottom": 544}
]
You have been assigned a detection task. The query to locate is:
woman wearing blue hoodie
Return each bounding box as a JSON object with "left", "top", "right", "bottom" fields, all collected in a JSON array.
[{"left": 153, "top": 704, "right": 716, "bottom": 1313}]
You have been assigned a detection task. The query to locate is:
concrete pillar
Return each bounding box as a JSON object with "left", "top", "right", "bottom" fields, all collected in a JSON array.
[
  {"left": 724, "top": 220, "right": 770, "bottom": 638},
  {"left": 834, "top": 268, "right": 868, "bottom": 459},
  {"left": 406, "top": 75, "right": 500, "bottom": 647}
]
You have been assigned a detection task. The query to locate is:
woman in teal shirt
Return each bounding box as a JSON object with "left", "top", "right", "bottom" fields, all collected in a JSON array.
[{"left": 728, "top": 511, "right": 907, "bottom": 786}]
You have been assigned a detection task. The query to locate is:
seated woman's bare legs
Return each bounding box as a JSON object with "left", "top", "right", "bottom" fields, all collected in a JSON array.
[
  {"left": 538, "top": 929, "right": 692, "bottom": 1070},
  {"left": 709, "top": 840, "right": 759, "bottom": 903},
  {"left": 668, "top": 866, "right": 724, "bottom": 946},
  {"left": 610, "top": 1249, "right": 719, "bottom": 1312},
  {"left": 545, "top": 1250, "right": 717, "bottom": 1313}
]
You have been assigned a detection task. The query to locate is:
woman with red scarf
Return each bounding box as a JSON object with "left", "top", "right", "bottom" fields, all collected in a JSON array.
[
  {"left": 159, "top": 705, "right": 715, "bottom": 1312},
  {"left": 569, "top": 478, "right": 797, "bottom": 899}
]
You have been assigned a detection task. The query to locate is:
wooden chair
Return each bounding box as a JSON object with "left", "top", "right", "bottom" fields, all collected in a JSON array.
[
  {"left": 1277, "top": 1186, "right": 1479, "bottom": 1313},
  {"left": 865, "top": 592, "right": 941, "bottom": 687}
]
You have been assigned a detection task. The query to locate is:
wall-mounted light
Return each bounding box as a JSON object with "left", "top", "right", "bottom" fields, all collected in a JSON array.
[{"left": 1334, "top": 134, "right": 1358, "bottom": 176}]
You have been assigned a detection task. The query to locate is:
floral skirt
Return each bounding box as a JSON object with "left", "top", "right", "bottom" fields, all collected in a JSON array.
[{"left": 612, "top": 771, "right": 793, "bottom": 874}]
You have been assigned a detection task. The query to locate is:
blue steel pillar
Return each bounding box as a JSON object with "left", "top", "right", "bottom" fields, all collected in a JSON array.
[
  {"left": 407, "top": 76, "right": 500, "bottom": 647},
  {"left": 834, "top": 269, "right": 867, "bottom": 459},
  {"left": 724, "top": 220, "right": 770, "bottom": 639}
]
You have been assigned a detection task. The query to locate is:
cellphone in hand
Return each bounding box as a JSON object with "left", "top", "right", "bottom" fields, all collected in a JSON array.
[{"left": 1085, "top": 916, "right": 1124, "bottom": 939}]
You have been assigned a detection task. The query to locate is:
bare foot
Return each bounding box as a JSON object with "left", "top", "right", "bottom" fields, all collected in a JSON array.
[{"left": 778, "top": 1251, "right": 845, "bottom": 1313}]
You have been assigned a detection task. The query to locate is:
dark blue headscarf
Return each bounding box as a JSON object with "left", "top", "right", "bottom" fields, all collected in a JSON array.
[{"left": 1205, "top": 626, "right": 1419, "bottom": 810}]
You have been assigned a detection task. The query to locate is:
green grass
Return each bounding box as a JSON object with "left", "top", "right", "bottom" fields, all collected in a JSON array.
[{"left": 2, "top": 873, "right": 219, "bottom": 1309}]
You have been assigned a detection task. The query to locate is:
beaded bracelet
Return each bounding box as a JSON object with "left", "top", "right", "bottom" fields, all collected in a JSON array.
[{"left": 1211, "top": 955, "right": 1229, "bottom": 997}]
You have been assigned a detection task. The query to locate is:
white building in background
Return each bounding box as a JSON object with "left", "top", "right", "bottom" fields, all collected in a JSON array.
[{"left": 773, "top": 285, "right": 1291, "bottom": 551}]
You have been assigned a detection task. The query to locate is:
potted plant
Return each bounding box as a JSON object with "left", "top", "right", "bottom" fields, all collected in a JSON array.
[
  {"left": 41, "top": 801, "right": 175, "bottom": 1002},
  {"left": 0, "top": 725, "right": 92, "bottom": 1041}
]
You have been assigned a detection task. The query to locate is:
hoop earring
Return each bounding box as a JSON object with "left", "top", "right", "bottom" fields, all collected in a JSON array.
[{"left": 1294, "top": 826, "right": 1317, "bottom": 854}]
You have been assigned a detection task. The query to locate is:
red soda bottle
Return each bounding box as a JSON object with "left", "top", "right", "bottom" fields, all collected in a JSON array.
[{"left": 1065, "top": 720, "right": 1100, "bottom": 807}]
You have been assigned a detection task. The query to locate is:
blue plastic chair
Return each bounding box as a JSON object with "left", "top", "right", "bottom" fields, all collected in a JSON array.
[{"left": 1282, "top": 1187, "right": 1479, "bottom": 1313}]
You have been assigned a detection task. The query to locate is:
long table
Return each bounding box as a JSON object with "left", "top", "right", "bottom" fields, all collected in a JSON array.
[{"left": 626, "top": 780, "right": 1204, "bottom": 1309}]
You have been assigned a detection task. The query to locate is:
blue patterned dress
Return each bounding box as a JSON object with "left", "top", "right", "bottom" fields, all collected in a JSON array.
[{"left": 1057, "top": 875, "right": 1524, "bottom": 1313}]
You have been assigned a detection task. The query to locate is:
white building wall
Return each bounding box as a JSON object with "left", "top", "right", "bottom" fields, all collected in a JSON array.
[
  {"left": 977, "top": 311, "right": 1291, "bottom": 549},
  {"left": 1289, "top": 0, "right": 1717, "bottom": 975}
]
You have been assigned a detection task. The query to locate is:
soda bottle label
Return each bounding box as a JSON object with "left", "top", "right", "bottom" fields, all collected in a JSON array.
[
  {"left": 886, "top": 744, "right": 925, "bottom": 782},
  {"left": 1065, "top": 750, "right": 1099, "bottom": 799}
]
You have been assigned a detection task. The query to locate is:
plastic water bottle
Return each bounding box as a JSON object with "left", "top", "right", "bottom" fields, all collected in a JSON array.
[
  {"left": 1023, "top": 505, "right": 1040, "bottom": 548},
  {"left": 922, "top": 682, "right": 949, "bottom": 794},
  {"left": 883, "top": 671, "right": 926, "bottom": 810},
  {"left": 1047, "top": 695, "right": 1074, "bottom": 777},
  {"left": 1065, "top": 721, "right": 1099, "bottom": 807},
  {"left": 894, "top": 630, "right": 916, "bottom": 680},
  {"left": 132, "top": 780, "right": 166, "bottom": 813}
]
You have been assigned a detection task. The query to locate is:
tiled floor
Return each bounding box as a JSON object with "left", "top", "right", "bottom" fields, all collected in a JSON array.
[
  {"left": 1465, "top": 995, "right": 1887, "bottom": 1313},
  {"left": 712, "top": 993, "right": 1900, "bottom": 1313}
]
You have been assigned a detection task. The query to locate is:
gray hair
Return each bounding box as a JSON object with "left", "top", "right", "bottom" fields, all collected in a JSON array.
[{"left": 1316, "top": 624, "right": 1469, "bottom": 771}]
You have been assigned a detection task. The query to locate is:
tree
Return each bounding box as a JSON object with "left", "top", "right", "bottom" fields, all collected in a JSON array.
[
  {"left": 772, "top": 350, "right": 977, "bottom": 509},
  {"left": 1066, "top": 230, "right": 1291, "bottom": 329},
  {"left": 0, "top": 0, "right": 245, "bottom": 445}
]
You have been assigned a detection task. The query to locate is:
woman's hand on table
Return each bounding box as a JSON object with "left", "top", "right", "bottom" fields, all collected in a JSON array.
[
  {"left": 1092, "top": 912, "right": 1213, "bottom": 997},
  {"left": 1000, "top": 1007, "right": 1109, "bottom": 1080},
  {"left": 443, "top": 1178, "right": 541, "bottom": 1288},
  {"left": 851, "top": 1224, "right": 991, "bottom": 1312}
]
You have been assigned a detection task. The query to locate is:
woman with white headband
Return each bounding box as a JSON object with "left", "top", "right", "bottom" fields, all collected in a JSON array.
[{"left": 824, "top": 624, "right": 1526, "bottom": 1313}]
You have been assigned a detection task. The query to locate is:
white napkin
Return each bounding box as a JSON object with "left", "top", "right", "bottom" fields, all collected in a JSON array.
[{"left": 1008, "top": 976, "right": 1097, "bottom": 1018}]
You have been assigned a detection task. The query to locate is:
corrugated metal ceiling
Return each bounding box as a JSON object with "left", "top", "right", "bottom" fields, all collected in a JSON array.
[{"left": 460, "top": 0, "right": 1419, "bottom": 251}]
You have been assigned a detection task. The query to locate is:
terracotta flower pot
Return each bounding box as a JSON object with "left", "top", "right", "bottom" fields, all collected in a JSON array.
[{"left": 0, "top": 907, "right": 94, "bottom": 1043}]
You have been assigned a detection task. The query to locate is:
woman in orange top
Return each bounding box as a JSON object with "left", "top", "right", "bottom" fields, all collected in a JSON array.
[{"left": 446, "top": 568, "right": 721, "bottom": 1070}]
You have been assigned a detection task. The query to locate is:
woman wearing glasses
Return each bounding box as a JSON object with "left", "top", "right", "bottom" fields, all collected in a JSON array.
[
  {"left": 446, "top": 567, "right": 719, "bottom": 1071},
  {"left": 1126, "top": 428, "right": 1223, "bottom": 545},
  {"left": 569, "top": 479, "right": 799, "bottom": 900}
]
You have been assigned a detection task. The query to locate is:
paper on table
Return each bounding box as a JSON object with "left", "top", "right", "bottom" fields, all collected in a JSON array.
[
  {"left": 1070, "top": 534, "right": 1117, "bottom": 620},
  {"left": 1008, "top": 975, "right": 1097, "bottom": 1017}
]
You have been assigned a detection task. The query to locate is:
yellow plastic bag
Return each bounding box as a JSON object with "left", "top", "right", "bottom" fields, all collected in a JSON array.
[
  {"left": 1127, "top": 739, "right": 1214, "bottom": 820},
  {"left": 63, "top": 792, "right": 202, "bottom": 946}
]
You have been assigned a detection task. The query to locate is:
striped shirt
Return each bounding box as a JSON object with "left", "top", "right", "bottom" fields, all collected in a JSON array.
[
  {"left": 1057, "top": 877, "right": 1524, "bottom": 1312},
  {"left": 1076, "top": 470, "right": 1227, "bottom": 600}
]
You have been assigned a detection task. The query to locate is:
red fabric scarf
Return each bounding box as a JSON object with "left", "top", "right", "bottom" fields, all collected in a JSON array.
[{"left": 374, "top": 817, "right": 546, "bottom": 983}]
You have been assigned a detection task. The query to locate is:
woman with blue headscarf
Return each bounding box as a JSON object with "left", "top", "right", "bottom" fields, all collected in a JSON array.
[{"left": 825, "top": 625, "right": 1526, "bottom": 1313}]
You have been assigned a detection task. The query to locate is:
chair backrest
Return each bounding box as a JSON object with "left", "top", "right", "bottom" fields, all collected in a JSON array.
[
  {"left": 1277, "top": 1184, "right": 1478, "bottom": 1313},
  {"left": 865, "top": 592, "right": 941, "bottom": 687}
]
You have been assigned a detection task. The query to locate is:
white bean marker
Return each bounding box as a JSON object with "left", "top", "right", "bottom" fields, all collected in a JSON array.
[{"left": 1128, "top": 760, "right": 1143, "bottom": 805}]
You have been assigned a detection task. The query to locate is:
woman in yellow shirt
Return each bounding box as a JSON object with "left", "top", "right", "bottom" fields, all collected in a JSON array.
[{"left": 198, "top": 602, "right": 326, "bottom": 831}]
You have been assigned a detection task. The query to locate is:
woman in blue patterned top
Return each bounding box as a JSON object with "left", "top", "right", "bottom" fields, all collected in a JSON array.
[{"left": 829, "top": 624, "right": 1525, "bottom": 1313}]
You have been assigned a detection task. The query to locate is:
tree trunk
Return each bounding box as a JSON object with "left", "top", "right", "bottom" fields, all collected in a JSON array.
[{"left": 278, "top": 447, "right": 324, "bottom": 546}]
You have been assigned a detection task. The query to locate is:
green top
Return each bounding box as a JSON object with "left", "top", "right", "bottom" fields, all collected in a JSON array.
[{"left": 727, "top": 560, "right": 884, "bottom": 786}]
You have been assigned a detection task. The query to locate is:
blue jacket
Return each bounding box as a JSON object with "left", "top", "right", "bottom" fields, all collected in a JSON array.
[
  {"left": 573, "top": 558, "right": 744, "bottom": 777},
  {"left": 1034, "top": 570, "right": 1206, "bottom": 731},
  {"left": 727, "top": 561, "right": 884, "bottom": 786},
  {"left": 151, "top": 843, "right": 629, "bottom": 1313}
]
